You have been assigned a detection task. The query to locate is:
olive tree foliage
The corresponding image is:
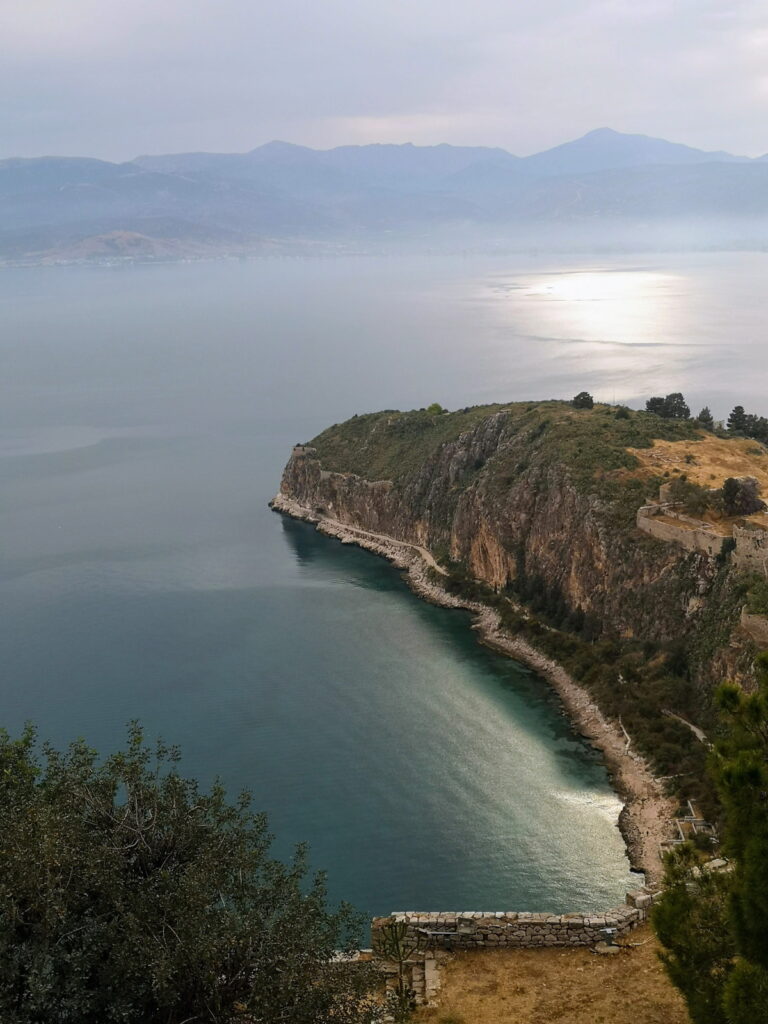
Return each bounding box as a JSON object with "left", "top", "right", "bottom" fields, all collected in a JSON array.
[
  {"left": 722, "top": 477, "right": 765, "bottom": 517},
  {"left": 666, "top": 475, "right": 712, "bottom": 516},
  {"left": 0, "top": 725, "right": 381, "bottom": 1024}
]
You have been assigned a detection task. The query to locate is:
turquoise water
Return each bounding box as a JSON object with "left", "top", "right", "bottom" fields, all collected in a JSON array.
[{"left": 4, "top": 253, "right": 763, "bottom": 915}]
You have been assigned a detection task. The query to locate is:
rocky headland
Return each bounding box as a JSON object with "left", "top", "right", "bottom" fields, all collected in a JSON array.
[{"left": 272, "top": 400, "right": 767, "bottom": 886}]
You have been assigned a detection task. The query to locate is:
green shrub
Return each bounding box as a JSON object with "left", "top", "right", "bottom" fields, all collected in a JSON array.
[{"left": 746, "top": 576, "right": 768, "bottom": 615}]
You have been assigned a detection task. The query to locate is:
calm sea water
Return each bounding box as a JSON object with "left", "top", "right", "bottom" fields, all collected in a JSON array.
[{"left": 2, "top": 251, "right": 765, "bottom": 916}]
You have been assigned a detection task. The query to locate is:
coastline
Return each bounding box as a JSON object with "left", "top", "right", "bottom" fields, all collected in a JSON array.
[{"left": 270, "top": 492, "right": 675, "bottom": 887}]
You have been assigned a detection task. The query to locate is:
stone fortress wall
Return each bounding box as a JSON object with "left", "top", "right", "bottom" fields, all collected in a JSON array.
[
  {"left": 637, "top": 484, "right": 768, "bottom": 567},
  {"left": 636, "top": 504, "right": 727, "bottom": 557}
]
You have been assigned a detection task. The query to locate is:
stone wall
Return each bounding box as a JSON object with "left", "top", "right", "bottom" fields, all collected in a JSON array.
[
  {"left": 733, "top": 523, "right": 768, "bottom": 576},
  {"left": 372, "top": 890, "right": 656, "bottom": 951},
  {"left": 637, "top": 506, "right": 725, "bottom": 558}
]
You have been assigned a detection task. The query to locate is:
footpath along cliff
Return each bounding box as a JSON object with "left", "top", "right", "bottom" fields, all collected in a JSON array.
[{"left": 272, "top": 400, "right": 768, "bottom": 882}]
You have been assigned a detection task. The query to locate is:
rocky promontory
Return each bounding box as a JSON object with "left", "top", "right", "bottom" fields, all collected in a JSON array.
[{"left": 272, "top": 400, "right": 766, "bottom": 880}]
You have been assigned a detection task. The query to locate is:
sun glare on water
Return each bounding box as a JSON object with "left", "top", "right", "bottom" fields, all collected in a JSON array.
[
  {"left": 521, "top": 268, "right": 684, "bottom": 346},
  {"left": 474, "top": 265, "right": 702, "bottom": 402}
]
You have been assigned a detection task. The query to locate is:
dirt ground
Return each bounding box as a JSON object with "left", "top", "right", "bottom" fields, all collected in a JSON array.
[
  {"left": 415, "top": 925, "right": 690, "bottom": 1024},
  {"left": 627, "top": 435, "right": 768, "bottom": 492}
]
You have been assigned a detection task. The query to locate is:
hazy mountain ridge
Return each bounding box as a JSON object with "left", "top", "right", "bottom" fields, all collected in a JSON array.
[{"left": 4, "top": 128, "right": 768, "bottom": 262}]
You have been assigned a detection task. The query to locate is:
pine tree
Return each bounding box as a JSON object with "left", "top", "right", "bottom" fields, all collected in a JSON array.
[
  {"left": 663, "top": 392, "right": 691, "bottom": 420},
  {"left": 697, "top": 406, "right": 715, "bottom": 431},
  {"left": 715, "top": 653, "right": 768, "bottom": 1022},
  {"left": 653, "top": 654, "right": 768, "bottom": 1022},
  {"left": 646, "top": 393, "right": 690, "bottom": 419},
  {"left": 646, "top": 396, "right": 667, "bottom": 416},
  {"left": 652, "top": 845, "right": 734, "bottom": 1024},
  {"left": 728, "top": 406, "right": 748, "bottom": 434}
]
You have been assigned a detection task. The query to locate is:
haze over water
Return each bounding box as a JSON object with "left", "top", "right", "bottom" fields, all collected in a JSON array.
[{"left": 2, "top": 251, "right": 765, "bottom": 916}]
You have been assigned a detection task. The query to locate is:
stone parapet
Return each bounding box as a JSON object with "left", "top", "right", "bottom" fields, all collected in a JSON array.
[{"left": 372, "top": 891, "right": 658, "bottom": 951}]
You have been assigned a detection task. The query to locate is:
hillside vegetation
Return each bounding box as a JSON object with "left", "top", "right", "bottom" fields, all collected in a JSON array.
[{"left": 311, "top": 401, "right": 700, "bottom": 492}]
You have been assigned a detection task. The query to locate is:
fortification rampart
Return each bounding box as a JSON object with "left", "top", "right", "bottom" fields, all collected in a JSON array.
[
  {"left": 636, "top": 505, "right": 726, "bottom": 557},
  {"left": 372, "top": 890, "right": 657, "bottom": 951},
  {"left": 637, "top": 485, "right": 768, "bottom": 568}
]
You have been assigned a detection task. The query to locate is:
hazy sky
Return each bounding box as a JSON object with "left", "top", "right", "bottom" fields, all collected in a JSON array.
[{"left": 3, "top": 0, "right": 768, "bottom": 161}]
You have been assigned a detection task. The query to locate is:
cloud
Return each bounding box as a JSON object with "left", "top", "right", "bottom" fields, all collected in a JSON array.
[{"left": 2, "top": 0, "right": 767, "bottom": 159}]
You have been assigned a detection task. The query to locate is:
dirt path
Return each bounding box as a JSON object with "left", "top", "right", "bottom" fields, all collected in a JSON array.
[
  {"left": 271, "top": 493, "right": 676, "bottom": 885},
  {"left": 327, "top": 520, "right": 448, "bottom": 575},
  {"left": 415, "top": 924, "right": 689, "bottom": 1024},
  {"left": 662, "top": 709, "right": 709, "bottom": 746}
]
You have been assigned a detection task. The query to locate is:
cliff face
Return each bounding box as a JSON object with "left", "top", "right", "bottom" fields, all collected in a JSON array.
[{"left": 279, "top": 407, "right": 729, "bottom": 648}]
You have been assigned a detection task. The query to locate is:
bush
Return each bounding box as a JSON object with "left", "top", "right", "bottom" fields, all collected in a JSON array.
[
  {"left": 667, "top": 475, "right": 712, "bottom": 516},
  {"left": 571, "top": 391, "right": 594, "bottom": 409},
  {"left": 746, "top": 576, "right": 768, "bottom": 615}
]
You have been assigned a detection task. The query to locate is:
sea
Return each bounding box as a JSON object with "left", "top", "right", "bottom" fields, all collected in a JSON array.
[{"left": 2, "top": 250, "right": 765, "bottom": 916}]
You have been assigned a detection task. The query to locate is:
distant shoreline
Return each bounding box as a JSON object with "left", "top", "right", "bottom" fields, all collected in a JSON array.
[
  {"left": 270, "top": 491, "right": 675, "bottom": 887},
  {"left": 4, "top": 243, "right": 768, "bottom": 272}
]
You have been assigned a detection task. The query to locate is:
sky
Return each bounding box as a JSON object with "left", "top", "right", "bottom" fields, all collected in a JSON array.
[{"left": 3, "top": 0, "right": 768, "bottom": 161}]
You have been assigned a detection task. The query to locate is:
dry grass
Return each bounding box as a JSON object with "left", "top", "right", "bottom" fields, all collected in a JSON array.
[
  {"left": 627, "top": 435, "right": 768, "bottom": 491},
  {"left": 415, "top": 925, "right": 689, "bottom": 1024}
]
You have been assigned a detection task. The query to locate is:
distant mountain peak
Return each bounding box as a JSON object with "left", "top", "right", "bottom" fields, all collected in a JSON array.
[
  {"left": 521, "top": 127, "right": 747, "bottom": 175},
  {"left": 250, "top": 140, "right": 311, "bottom": 154}
]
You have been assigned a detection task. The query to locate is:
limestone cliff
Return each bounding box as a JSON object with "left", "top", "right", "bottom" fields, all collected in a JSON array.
[{"left": 280, "top": 404, "right": 744, "bottom": 651}]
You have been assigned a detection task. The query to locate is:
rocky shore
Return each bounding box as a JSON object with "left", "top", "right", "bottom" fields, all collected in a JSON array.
[{"left": 270, "top": 492, "right": 675, "bottom": 886}]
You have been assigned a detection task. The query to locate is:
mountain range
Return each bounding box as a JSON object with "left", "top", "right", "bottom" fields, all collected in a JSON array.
[{"left": 3, "top": 128, "right": 768, "bottom": 262}]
